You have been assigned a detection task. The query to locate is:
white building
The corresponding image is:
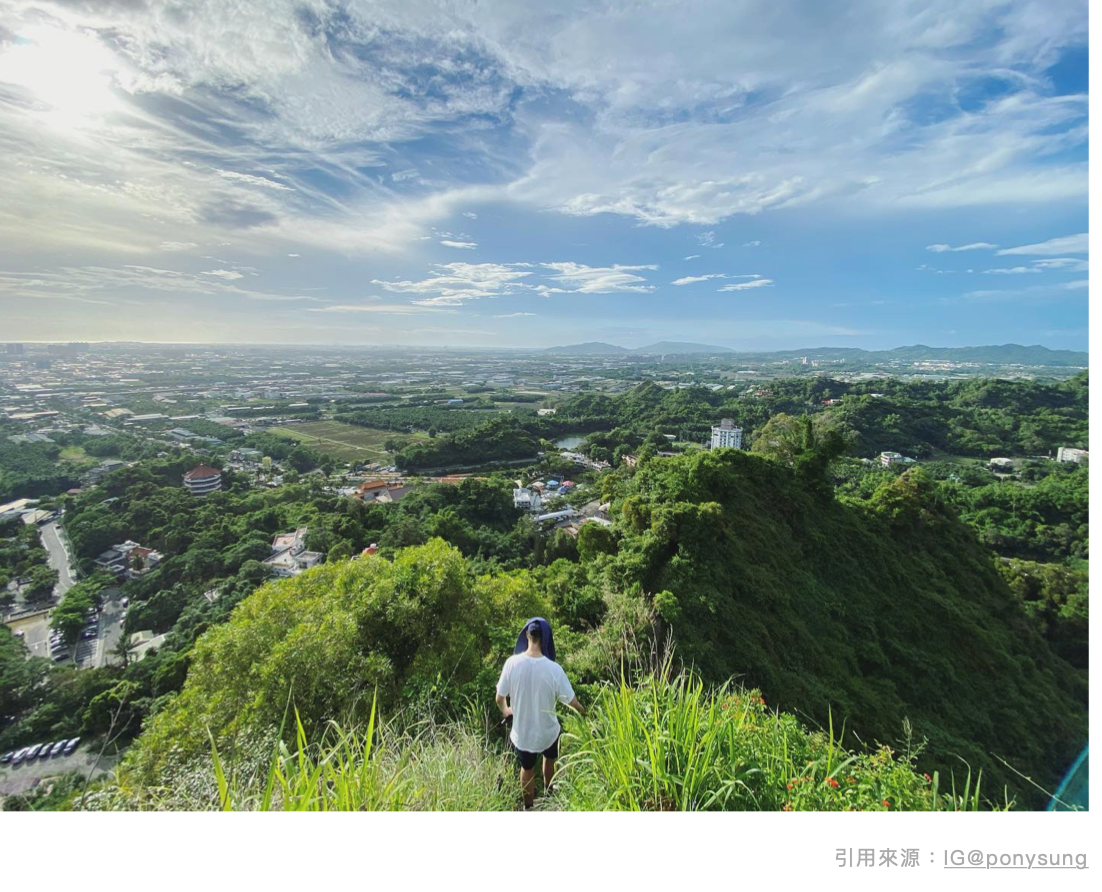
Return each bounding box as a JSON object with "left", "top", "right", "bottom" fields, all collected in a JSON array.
[
  {"left": 513, "top": 487, "right": 542, "bottom": 513},
  {"left": 880, "top": 451, "right": 904, "bottom": 467},
  {"left": 183, "top": 465, "right": 222, "bottom": 495},
  {"left": 710, "top": 418, "right": 743, "bottom": 450},
  {"left": 263, "top": 527, "right": 323, "bottom": 577},
  {"left": 1056, "top": 447, "right": 1089, "bottom": 465}
]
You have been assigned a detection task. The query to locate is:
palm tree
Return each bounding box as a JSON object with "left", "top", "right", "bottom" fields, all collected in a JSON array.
[{"left": 112, "top": 633, "right": 137, "bottom": 669}]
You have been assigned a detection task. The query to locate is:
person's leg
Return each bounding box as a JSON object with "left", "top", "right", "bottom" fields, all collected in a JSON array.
[
  {"left": 542, "top": 756, "right": 556, "bottom": 792},
  {"left": 541, "top": 734, "right": 560, "bottom": 794},
  {"left": 520, "top": 766, "right": 537, "bottom": 809},
  {"left": 517, "top": 748, "right": 537, "bottom": 809}
]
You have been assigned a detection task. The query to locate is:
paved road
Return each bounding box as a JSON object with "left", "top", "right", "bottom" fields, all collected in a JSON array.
[
  {"left": 40, "top": 521, "right": 76, "bottom": 598},
  {"left": 93, "top": 589, "right": 124, "bottom": 669}
]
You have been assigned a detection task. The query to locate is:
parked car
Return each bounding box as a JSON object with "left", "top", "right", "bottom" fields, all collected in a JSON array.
[
  {"left": 1, "top": 751, "right": 13, "bottom": 764},
  {"left": 63, "top": 738, "right": 80, "bottom": 755},
  {"left": 13, "top": 630, "right": 24, "bottom": 639},
  {"left": 25, "top": 743, "right": 43, "bottom": 760},
  {"left": 49, "top": 740, "right": 68, "bottom": 757},
  {"left": 120, "top": 597, "right": 129, "bottom": 608},
  {"left": 81, "top": 629, "right": 97, "bottom": 640},
  {"left": 12, "top": 747, "right": 29, "bottom": 765},
  {"left": 53, "top": 651, "right": 70, "bottom": 662}
]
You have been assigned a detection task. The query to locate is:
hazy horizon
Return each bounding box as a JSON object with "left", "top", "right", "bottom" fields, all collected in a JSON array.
[{"left": 0, "top": 1, "right": 1088, "bottom": 350}]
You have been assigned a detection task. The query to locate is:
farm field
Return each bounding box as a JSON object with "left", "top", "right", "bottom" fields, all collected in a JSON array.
[{"left": 270, "top": 420, "right": 428, "bottom": 462}]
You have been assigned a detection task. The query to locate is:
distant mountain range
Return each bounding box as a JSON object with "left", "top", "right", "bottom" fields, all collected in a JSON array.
[{"left": 543, "top": 342, "right": 1088, "bottom": 366}]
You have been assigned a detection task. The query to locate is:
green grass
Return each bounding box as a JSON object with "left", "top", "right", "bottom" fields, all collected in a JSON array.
[
  {"left": 270, "top": 421, "right": 428, "bottom": 462},
  {"left": 550, "top": 666, "right": 1002, "bottom": 811},
  {"left": 58, "top": 445, "right": 94, "bottom": 465},
  {"left": 89, "top": 669, "right": 1007, "bottom": 811}
]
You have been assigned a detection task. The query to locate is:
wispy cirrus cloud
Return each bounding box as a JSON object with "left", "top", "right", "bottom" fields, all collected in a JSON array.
[
  {"left": 926, "top": 242, "right": 998, "bottom": 253},
  {"left": 718, "top": 278, "right": 774, "bottom": 291},
  {"left": 996, "top": 233, "right": 1088, "bottom": 255},
  {"left": 373, "top": 262, "right": 533, "bottom": 306},
  {"left": 671, "top": 273, "right": 763, "bottom": 286},
  {"left": 541, "top": 262, "right": 657, "bottom": 293}
]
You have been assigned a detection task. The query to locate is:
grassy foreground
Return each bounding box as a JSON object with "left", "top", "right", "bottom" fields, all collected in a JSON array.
[{"left": 82, "top": 669, "right": 1007, "bottom": 811}]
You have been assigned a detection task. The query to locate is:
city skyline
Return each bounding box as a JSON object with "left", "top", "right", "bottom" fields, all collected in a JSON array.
[{"left": 0, "top": 1, "right": 1089, "bottom": 349}]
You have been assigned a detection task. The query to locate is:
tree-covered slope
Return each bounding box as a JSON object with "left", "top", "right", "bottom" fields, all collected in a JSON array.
[{"left": 607, "top": 449, "right": 1086, "bottom": 802}]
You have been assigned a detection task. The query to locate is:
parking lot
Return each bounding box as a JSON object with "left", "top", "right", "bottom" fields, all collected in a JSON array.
[
  {"left": 10, "top": 588, "right": 125, "bottom": 670},
  {"left": 0, "top": 744, "right": 116, "bottom": 798}
]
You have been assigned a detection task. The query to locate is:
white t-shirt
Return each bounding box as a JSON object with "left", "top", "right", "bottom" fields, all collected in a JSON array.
[{"left": 496, "top": 653, "right": 575, "bottom": 753}]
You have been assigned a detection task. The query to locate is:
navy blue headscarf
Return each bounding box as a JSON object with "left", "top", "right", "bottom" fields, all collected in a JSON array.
[{"left": 514, "top": 616, "right": 556, "bottom": 662}]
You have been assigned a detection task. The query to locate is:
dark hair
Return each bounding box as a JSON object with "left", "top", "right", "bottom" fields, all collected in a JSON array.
[{"left": 526, "top": 623, "right": 543, "bottom": 642}]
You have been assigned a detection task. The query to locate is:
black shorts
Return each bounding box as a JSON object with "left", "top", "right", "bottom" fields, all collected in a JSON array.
[{"left": 515, "top": 734, "right": 559, "bottom": 770}]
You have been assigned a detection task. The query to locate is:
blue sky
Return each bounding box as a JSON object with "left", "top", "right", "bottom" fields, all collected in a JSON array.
[{"left": 0, "top": 0, "right": 1088, "bottom": 349}]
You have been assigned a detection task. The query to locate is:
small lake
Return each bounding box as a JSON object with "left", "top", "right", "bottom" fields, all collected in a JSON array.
[{"left": 554, "top": 434, "right": 587, "bottom": 449}]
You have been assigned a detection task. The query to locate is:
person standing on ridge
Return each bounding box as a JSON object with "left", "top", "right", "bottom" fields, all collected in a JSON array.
[{"left": 496, "top": 619, "right": 584, "bottom": 809}]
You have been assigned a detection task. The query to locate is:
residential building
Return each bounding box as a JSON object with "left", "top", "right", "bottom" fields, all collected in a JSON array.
[
  {"left": 93, "top": 540, "right": 163, "bottom": 579},
  {"left": 183, "top": 465, "right": 222, "bottom": 495},
  {"left": 263, "top": 527, "right": 323, "bottom": 577},
  {"left": 513, "top": 487, "right": 542, "bottom": 513},
  {"left": 128, "top": 630, "right": 168, "bottom": 663},
  {"left": 1056, "top": 447, "right": 1089, "bottom": 465},
  {"left": 356, "top": 479, "right": 410, "bottom": 503},
  {"left": 880, "top": 451, "right": 904, "bottom": 467},
  {"left": 710, "top": 418, "right": 743, "bottom": 449}
]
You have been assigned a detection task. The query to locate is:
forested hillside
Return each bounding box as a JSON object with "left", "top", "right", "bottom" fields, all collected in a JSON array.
[{"left": 122, "top": 449, "right": 1085, "bottom": 807}]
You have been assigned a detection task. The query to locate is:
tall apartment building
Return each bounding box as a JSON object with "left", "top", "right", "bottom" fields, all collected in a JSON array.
[{"left": 710, "top": 418, "right": 743, "bottom": 450}]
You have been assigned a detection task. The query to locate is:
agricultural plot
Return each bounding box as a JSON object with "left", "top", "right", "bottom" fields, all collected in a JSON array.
[{"left": 271, "top": 421, "right": 427, "bottom": 462}]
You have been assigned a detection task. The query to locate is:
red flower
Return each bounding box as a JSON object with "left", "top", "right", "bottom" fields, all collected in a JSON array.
[
  {"left": 923, "top": 773, "right": 932, "bottom": 782},
  {"left": 786, "top": 782, "right": 794, "bottom": 790},
  {"left": 827, "top": 777, "right": 840, "bottom": 788},
  {"left": 882, "top": 799, "right": 891, "bottom": 808},
  {"left": 759, "top": 697, "right": 766, "bottom": 706}
]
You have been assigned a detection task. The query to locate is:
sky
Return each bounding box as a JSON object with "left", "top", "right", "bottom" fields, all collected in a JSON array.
[{"left": 0, "top": 0, "right": 1089, "bottom": 350}]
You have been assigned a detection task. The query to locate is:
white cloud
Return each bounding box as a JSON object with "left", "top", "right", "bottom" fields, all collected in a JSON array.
[
  {"left": 926, "top": 242, "right": 998, "bottom": 253},
  {"left": 308, "top": 302, "right": 446, "bottom": 314},
  {"left": 287, "top": 253, "right": 301, "bottom": 258},
  {"left": 463, "top": 212, "right": 479, "bottom": 219},
  {"left": 1031, "top": 257, "right": 1089, "bottom": 271},
  {"left": 201, "top": 269, "right": 245, "bottom": 280},
  {"left": 671, "top": 273, "right": 727, "bottom": 285},
  {"left": 0, "top": 0, "right": 1087, "bottom": 340},
  {"left": 743, "top": 240, "right": 762, "bottom": 247},
  {"left": 541, "top": 262, "right": 657, "bottom": 293},
  {"left": 159, "top": 241, "right": 198, "bottom": 251},
  {"left": 983, "top": 266, "right": 1042, "bottom": 275},
  {"left": 440, "top": 239, "right": 478, "bottom": 249},
  {"left": 373, "top": 261, "right": 533, "bottom": 305},
  {"left": 996, "top": 233, "right": 1089, "bottom": 255},
  {"left": 683, "top": 254, "right": 701, "bottom": 260},
  {"left": 671, "top": 273, "right": 762, "bottom": 286},
  {"left": 718, "top": 278, "right": 774, "bottom": 291},
  {"left": 216, "top": 170, "right": 292, "bottom": 191},
  {"left": 494, "top": 312, "right": 536, "bottom": 317}
]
